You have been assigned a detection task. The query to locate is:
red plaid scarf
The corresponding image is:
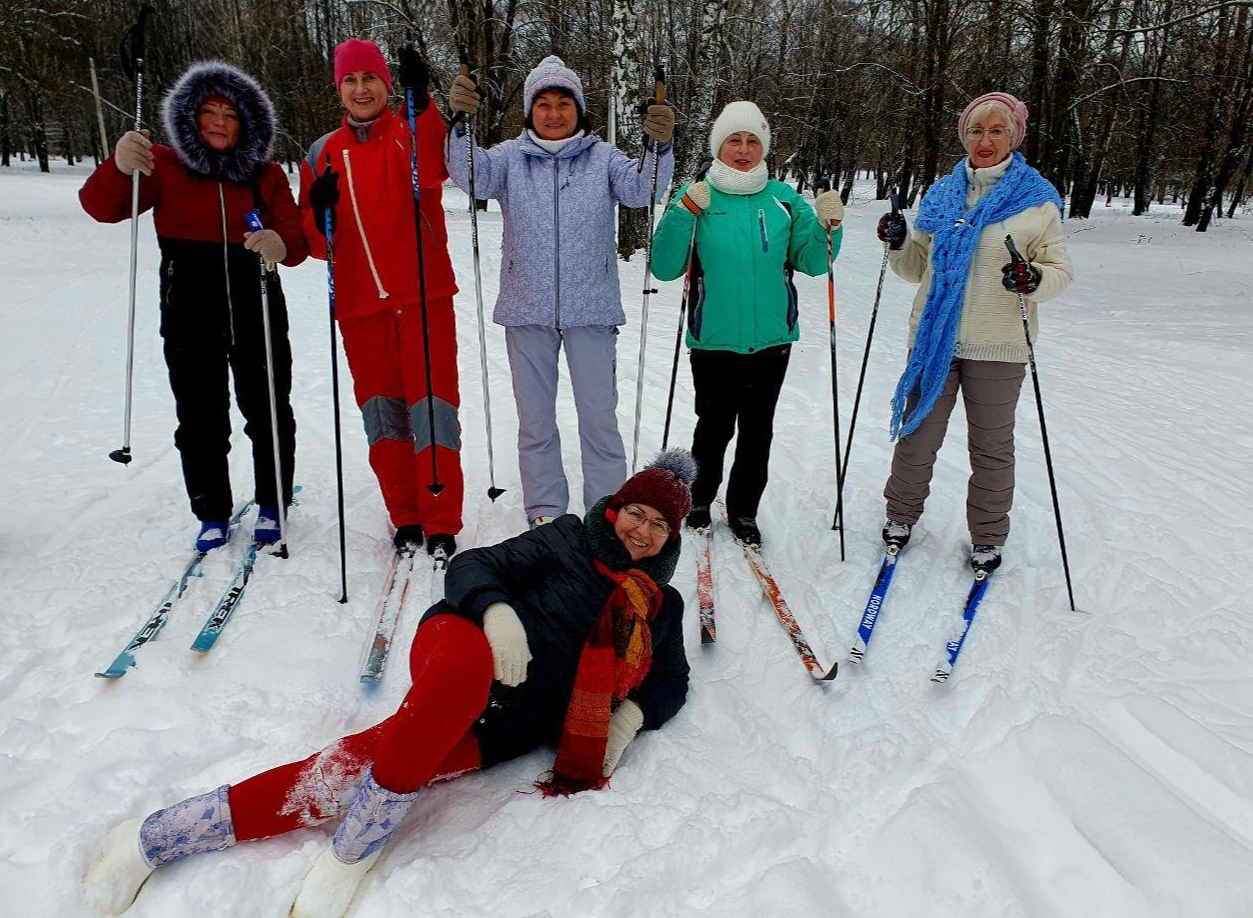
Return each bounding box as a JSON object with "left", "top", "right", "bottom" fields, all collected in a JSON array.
[{"left": 537, "top": 560, "right": 662, "bottom": 796}]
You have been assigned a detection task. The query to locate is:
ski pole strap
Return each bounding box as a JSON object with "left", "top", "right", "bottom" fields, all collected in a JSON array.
[{"left": 120, "top": 5, "right": 155, "bottom": 79}]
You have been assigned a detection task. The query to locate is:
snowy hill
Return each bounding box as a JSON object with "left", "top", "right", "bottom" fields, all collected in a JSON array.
[{"left": 2, "top": 161, "right": 1252, "bottom": 918}]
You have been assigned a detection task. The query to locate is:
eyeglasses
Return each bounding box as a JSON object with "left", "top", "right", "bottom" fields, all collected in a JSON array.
[
  {"left": 621, "top": 505, "right": 672, "bottom": 539},
  {"left": 966, "top": 127, "right": 1009, "bottom": 140}
]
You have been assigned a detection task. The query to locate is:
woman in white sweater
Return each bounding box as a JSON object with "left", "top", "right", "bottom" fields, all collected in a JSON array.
[{"left": 876, "top": 91, "right": 1073, "bottom": 573}]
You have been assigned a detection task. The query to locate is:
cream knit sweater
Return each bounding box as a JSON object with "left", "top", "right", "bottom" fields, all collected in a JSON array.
[{"left": 889, "top": 156, "right": 1074, "bottom": 363}]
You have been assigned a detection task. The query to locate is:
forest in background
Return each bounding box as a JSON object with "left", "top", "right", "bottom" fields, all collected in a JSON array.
[{"left": 2, "top": 0, "right": 1250, "bottom": 253}]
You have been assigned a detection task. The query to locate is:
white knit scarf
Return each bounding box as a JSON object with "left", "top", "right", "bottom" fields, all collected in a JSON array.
[{"left": 707, "top": 158, "right": 768, "bottom": 195}]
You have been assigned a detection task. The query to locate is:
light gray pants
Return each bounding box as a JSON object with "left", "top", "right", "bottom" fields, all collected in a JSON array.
[
  {"left": 505, "top": 325, "right": 627, "bottom": 521},
  {"left": 884, "top": 358, "right": 1026, "bottom": 545}
]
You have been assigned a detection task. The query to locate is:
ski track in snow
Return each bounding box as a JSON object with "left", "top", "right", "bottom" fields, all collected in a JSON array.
[{"left": 2, "top": 162, "right": 1252, "bottom": 918}]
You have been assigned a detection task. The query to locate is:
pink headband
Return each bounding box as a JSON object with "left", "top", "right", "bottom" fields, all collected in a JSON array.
[{"left": 958, "top": 92, "right": 1028, "bottom": 150}]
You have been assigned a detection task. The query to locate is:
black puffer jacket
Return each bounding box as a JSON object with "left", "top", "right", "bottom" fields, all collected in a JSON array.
[{"left": 429, "top": 507, "right": 690, "bottom": 768}]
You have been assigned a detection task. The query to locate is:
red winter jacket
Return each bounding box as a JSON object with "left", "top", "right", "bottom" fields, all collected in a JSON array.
[
  {"left": 299, "top": 103, "right": 457, "bottom": 320},
  {"left": 79, "top": 146, "right": 308, "bottom": 267}
]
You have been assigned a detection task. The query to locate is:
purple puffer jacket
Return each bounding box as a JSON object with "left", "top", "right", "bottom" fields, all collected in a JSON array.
[{"left": 446, "top": 125, "right": 674, "bottom": 328}]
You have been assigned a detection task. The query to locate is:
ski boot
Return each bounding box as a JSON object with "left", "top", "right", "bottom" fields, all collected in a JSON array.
[
  {"left": 393, "top": 525, "right": 424, "bottom": 551},
  {"left": 426, "top": 533, "right": 456, "bottom": 559},
  {"left": 196, "top": 520, "right": 229, "bottom": 552},
  {"left": 882, "top": 519, "right": 912, "bottom": 553},
  {"left": 685, "top": 505, "right": 711, "bottom": 531},
  {"left": 254, "top": 504, "right": 282, "bottom": 544},
  {"left": 729, "top": 516, "right": 762, "bottom": 549},
  {"left": 971, "top": 544, "right": 1003, "bottom": 575}
]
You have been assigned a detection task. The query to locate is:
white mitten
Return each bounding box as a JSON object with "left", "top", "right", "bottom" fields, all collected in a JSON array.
[
  {"left": 482, "top": 603, "right": 531, "bottom": 687},
  {"left": 602, "top": 699, "right": 645, "bottom": 777},
  {"left": 814, "top": 189, "right": 845, "bottom": 228}
]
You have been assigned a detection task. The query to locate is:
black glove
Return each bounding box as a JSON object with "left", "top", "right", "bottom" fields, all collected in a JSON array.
[
  {"left": 398, "top": 45, "right": 430, "bottom": 113},
  {"left": 877, "top": 211, "right": 908, "bottom": 250},
  {"left": 1001, "top": 260, "right": 1042, "bottom": 295},
  {"left": 309, "top": 165, "right": 340, "bottom": 236}
]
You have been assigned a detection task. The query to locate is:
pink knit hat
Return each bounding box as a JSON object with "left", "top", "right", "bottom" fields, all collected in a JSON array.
[
  {"left": 334, "top": 38, "right": 392, "bottom": 93},
  {"left": 958, "top": 92, "right": 1028, "bottom": 150}
]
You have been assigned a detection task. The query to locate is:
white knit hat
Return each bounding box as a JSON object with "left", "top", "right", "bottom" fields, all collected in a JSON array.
[
  {"left": 523, "top": 55, "right": 585, "bottom": 116},
  {"left": 709, "top": 101, "right": 771, "bottom": 159}
]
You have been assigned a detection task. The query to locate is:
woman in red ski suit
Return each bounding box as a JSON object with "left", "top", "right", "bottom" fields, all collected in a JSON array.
[{"left": 299, "top": 39, "right": 462, "bottom": 558}]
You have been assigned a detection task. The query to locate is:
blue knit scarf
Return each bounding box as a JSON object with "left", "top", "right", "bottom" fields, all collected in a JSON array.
[{"left": 889, "top": 152, "right": 1062, "bottom": 440}]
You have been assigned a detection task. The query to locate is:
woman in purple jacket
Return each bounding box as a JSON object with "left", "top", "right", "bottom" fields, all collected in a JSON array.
[{"left": 446, "top": 56, "right": 675, "bottom": 529}]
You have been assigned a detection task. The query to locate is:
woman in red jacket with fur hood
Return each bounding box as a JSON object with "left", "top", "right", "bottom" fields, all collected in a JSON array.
[{"left": 79, "top": 61, "right": 307, "bottom": 550}]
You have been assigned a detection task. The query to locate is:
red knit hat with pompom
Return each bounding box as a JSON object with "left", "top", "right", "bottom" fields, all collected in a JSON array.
[{"left": 606, "top": 449, "right": 697, "bottom": 542}]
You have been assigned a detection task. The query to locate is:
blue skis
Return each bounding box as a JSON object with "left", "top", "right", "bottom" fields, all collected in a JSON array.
[
  {"left": 96, "top": 501, "right": 255, "bottom": 678},
  {"left": 191, "top": 485, "right": 299, "bottom": 655},
  {"left": 931, "top": 571, "right": 994, "bottom": 683},
  {"left": 848, "top": 547, "right": 901, "bottom": 664}
]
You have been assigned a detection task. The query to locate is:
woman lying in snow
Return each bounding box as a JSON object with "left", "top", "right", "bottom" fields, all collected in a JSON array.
[{"left": 84, "top": 451, "right": 696, "bottom": 918}]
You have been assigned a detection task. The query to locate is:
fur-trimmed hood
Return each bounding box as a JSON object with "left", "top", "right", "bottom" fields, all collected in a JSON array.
[{"left": 162, "top": 61, "right": 276, "bottom": 183}]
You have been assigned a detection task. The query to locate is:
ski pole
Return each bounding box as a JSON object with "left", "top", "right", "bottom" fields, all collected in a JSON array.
[
  {"left": 322, "top": 156, "right": 348, "bottom": 602},
  {"left": 110, "top": 3, "right": 154, "bottom": 466},
  {"left": 832, "top": 190, "right": 898, "bottom": 541},
  {"left": 402, "top": 45, "right": 443, "bottom": 496},
  {"left": 1005, "top": 235, "right": 1076, "bottom": 612},
  {"left": 823, "top": 179, "right": 845, "bottom": 562},
  {"left": 661, "top": 218, "right": 697, "bottom": 451},
  {"left": 661, "top": 161, "right": 710, "bottom": 452},
  {"left": 458, "top": 45, "right": 504, "bottom": 502},
  {"left": 631, "top": 61, "right": 666, "bottom": 472},
  {"left": 245, "top": 211, "right": 289, "bottom": 559}
]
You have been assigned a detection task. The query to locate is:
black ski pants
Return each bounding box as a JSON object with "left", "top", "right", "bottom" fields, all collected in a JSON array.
[
  {"left": 162, "top": 261, "right": 296, "bottom": 523},
  {"left": 688, "top": 344, "right": 791, "bottom": 519}
]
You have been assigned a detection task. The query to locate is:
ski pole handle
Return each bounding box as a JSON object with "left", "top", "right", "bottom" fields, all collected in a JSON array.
[
  {"left": 890, "top": 191, "right": 901, "bottom": 216},
  {"left": 654, "top": 62, "right": 666, "bottom": 105},
  {"left": 245, "top": 210, "right": 275, "bottom": 271},
  {"left": 1004, "top": 234, "right": 1026, "bottom": 265}
]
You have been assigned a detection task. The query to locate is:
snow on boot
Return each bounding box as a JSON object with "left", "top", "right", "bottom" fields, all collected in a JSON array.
[
  {"left": 528, "top": 516, "right": 554, "bottom": 530},
  {"left": 196, "top": 520, "right": 229, "bottom": 553},
  {"left": 392, "top": 524, "right": 424, "bottom": 550},
  {"left": 882, "top": 519, "right": 912, "bottom": 551},
  {"left": 289, "top": 768, "right": 420, "bottom": 918},
  {"left": 255, "top": 505, "right": 282, "bottom": 544},
  {"left": 971, "top": 544, "right": 1003, "bottom": 575},
  {"left": 685, "top": 505, "right": 711, "bottom": 530},
  {"left": 426, "top": 533, "right": 456, "bottom": 558},
  {"left": 83, "top": 818, "right": 153, "bottom": 916},
  {"left": 729, "top": 516, "right": 762, "bottom": 548}
]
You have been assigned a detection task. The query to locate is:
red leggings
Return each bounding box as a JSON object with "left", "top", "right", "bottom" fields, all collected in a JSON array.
[{"left": 229, "top": 615, "right": 492, "bottom": 842}]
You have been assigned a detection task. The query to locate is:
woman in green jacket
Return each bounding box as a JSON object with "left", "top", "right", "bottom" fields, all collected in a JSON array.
[{"left": 652, "top": 101, "right": 844, "bottom": 546}]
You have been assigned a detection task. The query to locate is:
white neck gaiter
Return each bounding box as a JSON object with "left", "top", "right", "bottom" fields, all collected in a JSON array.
[
  {"left": 527, "top": 129, "right": 585, "bottom": 155},
  {"left": 707, "top": 157, "right": 768, "bottom": 195}
]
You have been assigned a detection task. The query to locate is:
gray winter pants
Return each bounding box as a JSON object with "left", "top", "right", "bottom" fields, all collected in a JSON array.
[
  {"left": 884, "top": 358, "right": 1026, "bottom": 545},
  {"left": 505, "top": 325, "right": 628, "bottom": 521}
]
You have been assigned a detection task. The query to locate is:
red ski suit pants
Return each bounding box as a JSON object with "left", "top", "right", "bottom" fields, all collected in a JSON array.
[
  {"left": 228, "top": 615, "right": 491, "bottom": 842},
  {"left": 340, "top": 299, "right": 463, "bottom": 536}
]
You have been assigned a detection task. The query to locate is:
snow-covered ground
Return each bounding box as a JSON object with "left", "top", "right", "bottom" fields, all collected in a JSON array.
[{"left": 2, "top": 159, "right": 1252, "bottom": 918}]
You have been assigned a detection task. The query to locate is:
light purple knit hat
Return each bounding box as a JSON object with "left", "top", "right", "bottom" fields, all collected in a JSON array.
[{"left": 523, "top": 55, "right": 585, "bottom": 116}]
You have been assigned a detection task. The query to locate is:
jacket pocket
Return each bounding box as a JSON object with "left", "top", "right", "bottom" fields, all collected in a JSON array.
[{"left": 758, "top": 208, "right": 769, "bottom": 252}]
